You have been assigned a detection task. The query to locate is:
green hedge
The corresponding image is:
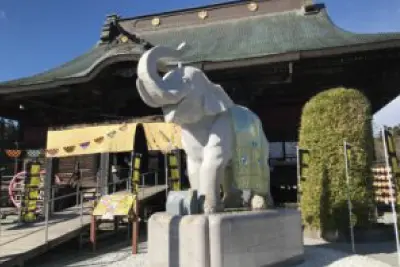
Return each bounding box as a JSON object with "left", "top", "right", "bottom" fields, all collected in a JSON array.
[{"left": 299, "top": 87, "right": 375, "bottom": 234}]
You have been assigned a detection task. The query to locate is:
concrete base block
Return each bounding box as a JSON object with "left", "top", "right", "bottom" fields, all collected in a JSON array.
[
  {"left": 148, "top": 212, "right": 209, "bottom": 267},
  {"left": 148, "top": 209, "right": 303, "bottom": 267},
  {"left": 208, "top": 209, "right": 304, "bottom": 267}
]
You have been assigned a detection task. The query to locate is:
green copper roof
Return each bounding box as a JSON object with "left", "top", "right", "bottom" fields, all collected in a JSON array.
[
  {"left": 139, "top": 8, "right": 400, "bottom": 63},
  {"left": 0, "top": 42, "right": 145, "bottom": 91},
  {"left": 2, "top": 6, "right": 400, "bottom": 91}
]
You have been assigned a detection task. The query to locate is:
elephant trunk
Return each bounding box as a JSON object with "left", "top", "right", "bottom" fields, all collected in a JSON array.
[{"left": 137, "top": 46, "right": 187, "bottom": 106}]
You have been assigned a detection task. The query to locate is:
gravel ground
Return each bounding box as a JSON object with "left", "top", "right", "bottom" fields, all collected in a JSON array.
[
  {"left": 25, "top": 213, "right": 400, "bottom": 267},
  {"left": 29, "top": 238, "right": 394, "bottom": 267}
]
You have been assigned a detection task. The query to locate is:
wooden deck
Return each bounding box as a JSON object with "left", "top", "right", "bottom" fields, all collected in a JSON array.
[{"left": 0, "top": 185, "right": 167, "bottom": 267}]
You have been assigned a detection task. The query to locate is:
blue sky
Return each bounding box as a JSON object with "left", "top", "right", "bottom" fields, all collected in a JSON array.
[{"left": 0, "top": 0, "right": 400, "bottom": 126}]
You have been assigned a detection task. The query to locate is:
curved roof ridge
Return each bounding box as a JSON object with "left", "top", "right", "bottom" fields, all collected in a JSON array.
[
  {"left": 0, "top": 42, "right": 145, "bottom": 91},
  {"left": 321, "top": 7, "right": 400, "bottom": 38},
  {"left": 2, "top": 3, "right": 400, "bottom": 93},
  {"left": 135, "top": 8, "right": 304, "bottom": 35}
]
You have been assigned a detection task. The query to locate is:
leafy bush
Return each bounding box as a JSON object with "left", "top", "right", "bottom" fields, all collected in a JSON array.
[{"left": 299, "top": 87, "right": 375, "bottom": 234}]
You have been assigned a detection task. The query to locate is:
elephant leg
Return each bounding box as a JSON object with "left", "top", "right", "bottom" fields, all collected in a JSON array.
[
  {"left": 199, "top": 157, "right": 225, "bottom": 213},
  {"left": 221, "top": 164, "right": 243, "bottom": 208},
  {"left": 186, "top": 156, "right": 201, "bottom": 191},
  {"left": 199, "top": 112, "right": 233, "bottom": 214}
]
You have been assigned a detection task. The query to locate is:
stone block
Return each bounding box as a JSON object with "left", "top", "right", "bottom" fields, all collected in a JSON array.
[
  {"left": 208, "top": 209, "right": 304, "bottom": 267},
  {"left": 166, "top": 190, "right": 200, "bottom": 215},
  {"left": 148, "top": 212, "right": 209, "bottom": 267}
]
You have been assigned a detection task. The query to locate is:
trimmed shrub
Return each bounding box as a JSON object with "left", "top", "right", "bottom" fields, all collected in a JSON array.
[{"left": 299, "top": 87, "right": 375, "bottom": 234}]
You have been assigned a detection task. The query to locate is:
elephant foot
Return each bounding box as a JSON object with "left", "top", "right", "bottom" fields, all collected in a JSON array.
[
  {"left": 203, "top": 201, "right": 224, "bottom": 214},
  {"left": 251, "top": 195, "right": 267, "bottom": 210}
]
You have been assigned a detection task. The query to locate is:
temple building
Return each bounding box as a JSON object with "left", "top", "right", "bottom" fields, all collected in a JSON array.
[{"left": 1, "top": 0, "right": 400, "bottom": 202}]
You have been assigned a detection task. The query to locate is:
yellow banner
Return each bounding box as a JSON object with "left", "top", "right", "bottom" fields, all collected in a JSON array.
[
  {"left": 143, "top": 123, "right": 182, "bottom": 152},
  {"left": 46, "top": 122, "right": 182, "bottom": 157},
  {"left": 46, "top": 123, "right": 137, "bottom": 157},
  {"left": 21, "top": 162, "right": 42, "bottom": 222}
]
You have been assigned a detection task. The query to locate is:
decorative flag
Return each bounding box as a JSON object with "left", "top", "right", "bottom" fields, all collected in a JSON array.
[
  {"left": 119, "top": 124, "right": 128, "bottom": 131},
  {"left": 63, "top": 146, "right": 76, "bottom": 153},
  {"left": 46, "top": 148, "right": 59, "bottom": 156},
  {"left": 5, "top": 149, "right": 22, "bottom": 158},
  {"left": 79, "top": 141, "right": 90, "bottom": 149},
  {"left": 107, "top": 130, "right": 117, "bottom": 138},
  {"left": 94, "top": 136, "right": 105, "bottom": 144},
  {"left": 26, "top": 149, "right": 43, "bottom": 158},
  {"left": 3, "top": 125, "right": 133, "bottom": 158}
]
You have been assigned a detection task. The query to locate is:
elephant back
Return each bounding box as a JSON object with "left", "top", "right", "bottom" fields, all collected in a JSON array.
[{"left": 229, "top": 105, "right": 270, "bottom": 196}]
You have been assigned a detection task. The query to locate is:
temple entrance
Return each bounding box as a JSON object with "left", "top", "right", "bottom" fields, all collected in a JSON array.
[{"left": 268, "top": 141, "right": 298, "bottom": 204}]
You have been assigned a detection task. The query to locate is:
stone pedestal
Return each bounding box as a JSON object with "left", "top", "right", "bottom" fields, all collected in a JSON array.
[
  {"left": 208, "top": 209, "right": 304, "bottom": 267},
  {"left": 147, "top": 209, "right": 303, "bottom": 267},
  {"left": 148, "top": 213, "right": 209, "bottom": 267}
]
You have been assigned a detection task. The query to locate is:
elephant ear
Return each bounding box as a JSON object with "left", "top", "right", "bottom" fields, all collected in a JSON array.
[{"left": 198, "top": 72, "right": 234, "bottom": 116}]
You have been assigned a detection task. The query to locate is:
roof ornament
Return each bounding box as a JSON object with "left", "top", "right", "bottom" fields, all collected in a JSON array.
[
  {"left": 176, "top": 42, "right": 188, "bottom": 68},
  {"left": 303, "top": 3, "right": 325, "bottom": 15},
  {"left": 100, "top": 14, "right": 120, "bottom": 43},
  {"left": 151, "top": 17, "right": 161, "bottom": 26},
  {"left": 99, "top": 14, "right": 153, "bottom": 50},
  {"left": 198, "top": 10, "right": 208, "bottom": 20},
  {"left": 247, "top": 2, "right": 258, "bottom": 12}
]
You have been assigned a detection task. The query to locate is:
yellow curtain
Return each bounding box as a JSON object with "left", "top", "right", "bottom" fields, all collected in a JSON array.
[{"left": 143, "top": 123, "right": 182, "bottom": 152}]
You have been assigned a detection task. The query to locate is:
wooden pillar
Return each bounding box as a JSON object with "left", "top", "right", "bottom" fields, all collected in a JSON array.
[
  {"left": 99, "top": 153, "right": 110, "bottom": 195},
  {"left": 90, "top": 215, "right": 97, "bottom": 252},
  {"left": 44, "top": 158, "right": 57, "bottom": 215},
  {"left": 132, "top": 197, "right": 139, "bottom": 255}
]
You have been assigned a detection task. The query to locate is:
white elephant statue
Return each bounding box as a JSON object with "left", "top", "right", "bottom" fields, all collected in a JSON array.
[{"left": 136, "top": 43, "right": 273, "bottom": 214}]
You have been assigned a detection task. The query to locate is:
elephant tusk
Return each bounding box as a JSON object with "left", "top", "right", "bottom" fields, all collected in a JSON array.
[
  {"left": 176, "top": 42, "right": 189, "bottom": 69},
  {"left": 176, "top": 42, "right": 187, "bottom": 52}
]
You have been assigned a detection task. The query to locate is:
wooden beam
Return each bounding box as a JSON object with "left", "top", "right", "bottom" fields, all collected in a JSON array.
[{"left": 2, "top": 87, "right": 70, "bottom": 100}]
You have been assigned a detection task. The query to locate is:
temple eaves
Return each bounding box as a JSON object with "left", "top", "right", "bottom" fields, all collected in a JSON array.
[{"left": 1, "top": 0, "right": 400, "bottom": 93}]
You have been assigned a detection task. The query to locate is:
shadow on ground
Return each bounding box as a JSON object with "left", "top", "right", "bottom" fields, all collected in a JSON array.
[{"left": 26, "top": 226, "right": 148, "bottom": 267}]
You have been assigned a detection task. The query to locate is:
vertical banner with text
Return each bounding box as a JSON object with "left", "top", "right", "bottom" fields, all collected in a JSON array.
[
  {"left": 21, "top": 161, "right": 42, "bottom": 222},
  {"left": 296, "top": 147, "right": 310, "bottom": 203}
]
